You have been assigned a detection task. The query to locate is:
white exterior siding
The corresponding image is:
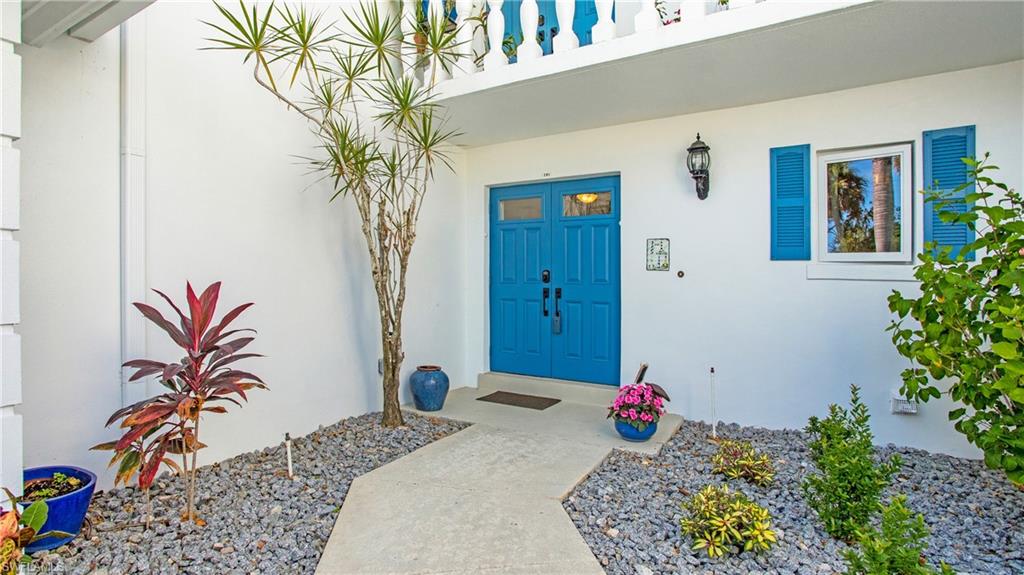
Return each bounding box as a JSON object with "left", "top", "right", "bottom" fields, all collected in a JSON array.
[
  {"left": 462, "top": 61, "right": 1024, "bottom": 457},
  {"left": 0, "top": 0, "right": 22, "bottom": 495}
]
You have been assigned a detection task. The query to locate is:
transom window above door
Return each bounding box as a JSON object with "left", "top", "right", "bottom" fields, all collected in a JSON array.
[
  {"left": 499, "top": 196, "right": 543, "bottom": 221},
  {"left": 563, "top": 191, "right": 612, "bottom": 217}
]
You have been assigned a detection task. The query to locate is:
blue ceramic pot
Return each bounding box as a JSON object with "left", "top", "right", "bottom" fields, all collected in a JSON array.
[
  {"left": 615, "top": 420, "right": 658, "bottom": 442},
  {"left": 410, "top": 365, "right": 449, "bottom": 411},
  {"left": 22, "top": 465, "right": 96, "bottom": 553}
]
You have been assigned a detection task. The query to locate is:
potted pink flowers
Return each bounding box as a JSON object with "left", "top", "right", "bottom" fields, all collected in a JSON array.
[{"left": 607, "top": 364, "right": 670, "bottom": 442}]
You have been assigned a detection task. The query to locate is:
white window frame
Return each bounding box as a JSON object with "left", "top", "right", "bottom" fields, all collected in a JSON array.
[{"left": 816, "top": 143, "right": 913, "bottom": 263}]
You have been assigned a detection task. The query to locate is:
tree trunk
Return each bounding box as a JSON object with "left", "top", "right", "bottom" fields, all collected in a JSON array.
[
  {"left": 872, "top": 157, "right": 894, "bottom": 252},
  {"left": 829, "top": 171, "right": 844, "bottom": 251},
  {"left": 380, "top": 333, "right": 405, "bottom": 428}
]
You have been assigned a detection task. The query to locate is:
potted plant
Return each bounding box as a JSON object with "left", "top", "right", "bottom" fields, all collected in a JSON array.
[
  {"left": 17, "top": 467, "right": 95, "bottom": 552},
  {"left": 607, "top": 364, "right": 670, "bottom": 442}
]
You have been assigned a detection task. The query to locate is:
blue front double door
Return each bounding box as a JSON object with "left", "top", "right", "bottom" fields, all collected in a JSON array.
[{"left": 489, "top": 176, "right": 621, "bottom": 386}]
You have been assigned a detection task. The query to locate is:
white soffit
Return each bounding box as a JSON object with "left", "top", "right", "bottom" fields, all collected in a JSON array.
[
  {"left": 21, "top": 0, "right": 153, "bottom": 46},
  {"left": 440, "top": 1, "right": 1024, "bottom": 147}
]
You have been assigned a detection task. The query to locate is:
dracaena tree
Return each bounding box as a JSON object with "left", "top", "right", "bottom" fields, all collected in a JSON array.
[
  {"left": 204, "top": 1, "right": 461, "bottom": 427},
  {"left": 94, "top": 282, "right": 265, "bottom": 523}
]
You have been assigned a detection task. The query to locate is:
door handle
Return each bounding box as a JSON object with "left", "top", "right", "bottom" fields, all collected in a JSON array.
[
  {"left": 552, "top": 288, "right": 562, "bottom": 334},
  {"left": 542, "top": 287, "right": 550, "bottom": 317}
]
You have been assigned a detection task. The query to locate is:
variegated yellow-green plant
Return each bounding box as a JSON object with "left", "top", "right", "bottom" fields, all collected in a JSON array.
[
  {"left": 711, "top": 439, "right": 775, "bottom": 487},
  {"left": 680, "top": 484, "right": 776, "bottom": 558}
]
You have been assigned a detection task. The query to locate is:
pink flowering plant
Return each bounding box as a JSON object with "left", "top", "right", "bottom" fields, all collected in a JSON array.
[{"left": 607, "top": 383, "right": 667, "bottom": 432}]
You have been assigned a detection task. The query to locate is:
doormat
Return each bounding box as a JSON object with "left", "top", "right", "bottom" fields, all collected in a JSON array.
[{"left": 476, "top": 391, "right": 561, "bottom": 410}]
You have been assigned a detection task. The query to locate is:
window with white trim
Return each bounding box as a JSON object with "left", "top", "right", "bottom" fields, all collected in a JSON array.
[{"left": 816, "top": 143, "right": 913, "bottom": 263}]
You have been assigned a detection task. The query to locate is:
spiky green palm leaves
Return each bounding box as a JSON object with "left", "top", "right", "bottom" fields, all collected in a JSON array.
[{"left": 204, "top": 1, "right": 463, "bottom": 427}]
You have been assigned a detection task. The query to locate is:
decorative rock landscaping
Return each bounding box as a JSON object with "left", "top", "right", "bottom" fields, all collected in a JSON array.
[
  {"left": 564, "top": 419, "right": 1024, "bottom": 575},
  {"left": 39, "top": 413, "right": 468, "bottom": 575}
]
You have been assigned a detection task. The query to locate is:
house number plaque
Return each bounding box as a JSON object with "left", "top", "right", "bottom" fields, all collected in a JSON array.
[{"left": 646, "top": 238, "right": 670, "bottom": 271}]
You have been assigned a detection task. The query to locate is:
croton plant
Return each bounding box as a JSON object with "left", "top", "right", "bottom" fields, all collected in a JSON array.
[
  {"left": 93, "top": 282, "right": 265, "bottom": 522},
  {"left": 0, "top": 489, "right": 68, "bottom": 574}
]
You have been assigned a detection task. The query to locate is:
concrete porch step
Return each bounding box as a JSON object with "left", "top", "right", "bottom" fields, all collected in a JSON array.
[{"left": 477, "top": 371, "right": 620, "bottom": 407}]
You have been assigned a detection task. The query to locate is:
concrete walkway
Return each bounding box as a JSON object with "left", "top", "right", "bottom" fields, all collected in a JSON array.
[{"left": 315, "top": 374, "right": 683, "bottom": 575}]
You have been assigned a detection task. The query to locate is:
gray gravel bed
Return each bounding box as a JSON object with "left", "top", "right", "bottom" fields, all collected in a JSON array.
[
  {"left": 39, "top": 412, "right": 468, "bottom": 575},
  {"left": 563, "top": 419, "right": 1023, "bottom": 575}
]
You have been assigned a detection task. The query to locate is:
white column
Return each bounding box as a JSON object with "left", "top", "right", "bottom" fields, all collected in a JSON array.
[
  {"left": 634, "top": 0, "right": 661, "bottom": 32},
  {"left": 121, "top": 15, "right": 149, "bottom": 408},
  {"left": 517, "top": 0, "right": 542, "bottom": 62},
  {"left": 401, "top": 0, "right": 420, "bottom": 82},
  {"left": 0, "top": 0, "right": 22, "bottom": 496},
  {"left": 592, "top": 0, "right": 616, "bottom": 43},
  {"left": 454, "top": 0, "right": 476, "bottom": 77},
  {"left": 553, "top": 0, "right": 578, "bottom": 53},
  {"left": 428, "top": 0, "right": 451, "bottom": 83},
  {"left": 483, "top": 0, "right": 508, "bottom": 70}
]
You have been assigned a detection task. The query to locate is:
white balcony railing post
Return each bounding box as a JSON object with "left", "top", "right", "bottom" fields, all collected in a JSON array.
[
  {"left": 553, "top": 0, "right": 579, "bottom": 53},
  {"left": 634, "top": 0, "right": 661, "bottom": 32},
  {"left": 484, "top": 0, "right": 508, "bottom": 70},
  {"left": 400, "top": 0, "right": 419, "bottom": 81},
  {"left": 518, "top": 0, "right": 543, "bottom": 61},
  {"left": 454, "top": 0, "right": 476, "bottom": 77},
  {"left": 592, "top": 0, "right": 616, "bottom": 43},
  {"left": 471, "top": 0, "right": 488, "bottom": 64},
  {"left": 428, "top": 0, "right": 451, "bottom": 83}
]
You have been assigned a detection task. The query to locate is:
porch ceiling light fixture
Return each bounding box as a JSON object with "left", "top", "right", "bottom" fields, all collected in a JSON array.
[
  {"left": 686, "top": 133, "right": 711, "bottom": 200},
  {"left": 575, "top": 192, "right": 600, "bottom": 204}
]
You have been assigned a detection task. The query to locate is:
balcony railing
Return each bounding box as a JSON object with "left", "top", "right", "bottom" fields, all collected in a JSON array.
[{"left": 405, "top": 0, "right": 768, "bottom": 85}]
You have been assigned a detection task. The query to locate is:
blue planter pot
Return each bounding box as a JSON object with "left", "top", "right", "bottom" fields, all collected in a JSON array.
[
  {"left": 410, "top": 365, "right": 449, "bottom": 411},
  {"left": 615, "top": 420, "right": 658, "bottom": 442},
  {"left": 21, "top": 466, "right": 96, "bottom": 553}
]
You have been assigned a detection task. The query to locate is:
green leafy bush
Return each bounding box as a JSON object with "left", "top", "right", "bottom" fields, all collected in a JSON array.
[
  {"left": 680, "top": 484, "right": 776, "bottom": 558},
  {"left": 803, "top": 385, "right": 901, "bottom": 541},
  {"left": 711, "top": 439, "right": 775, "bottom": 486},
  {"left": 844, "top": 496, "right": 954, "bottom": 575},
  {"left": 889, "top": 156, "right": 1024, "bottom": 486}
]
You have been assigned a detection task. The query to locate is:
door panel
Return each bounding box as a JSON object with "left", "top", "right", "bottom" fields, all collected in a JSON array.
[
  {"left": 550, "top": 176, "right": 621, "bottom": 385},
  {"left": 489, "top": 184, "right": 552, "bottom": 378},
  {"left": 489, "top": 176, "right": 620, "bottom": 385}
]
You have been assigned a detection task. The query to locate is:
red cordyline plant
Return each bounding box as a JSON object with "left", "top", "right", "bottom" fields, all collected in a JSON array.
[{"left": 93, "top": 282, "right": 265, "bottom": 523}]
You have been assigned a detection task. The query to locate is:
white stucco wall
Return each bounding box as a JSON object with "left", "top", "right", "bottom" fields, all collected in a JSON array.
[
  {"left": 17, "top": 2, "right": 466, "bottom": 487},
  {"left": 462, "top": 60, "right": 1024, "bottom": 457}
]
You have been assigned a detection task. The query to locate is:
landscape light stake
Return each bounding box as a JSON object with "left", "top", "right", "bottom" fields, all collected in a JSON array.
[
  {"left": 710, "top": 366, "right": 717, "bottom": 439},
  {"left": 285, "top": 433, "right": 294, "bottom": 480}
]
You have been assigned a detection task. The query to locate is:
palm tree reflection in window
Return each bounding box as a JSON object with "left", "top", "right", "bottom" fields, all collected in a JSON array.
[{"left": 826, "top": 156, "right": 901, "bottom": 253}]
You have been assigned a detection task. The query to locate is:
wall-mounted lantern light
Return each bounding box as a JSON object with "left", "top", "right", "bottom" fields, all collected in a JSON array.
[{"left": 686, "top": 133, "right": 711, "bottom": 200}]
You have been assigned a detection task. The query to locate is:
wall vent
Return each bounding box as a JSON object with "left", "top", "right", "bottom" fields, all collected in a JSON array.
[{"left": 891, "top": 391, "right": 919, "bottom": 415}]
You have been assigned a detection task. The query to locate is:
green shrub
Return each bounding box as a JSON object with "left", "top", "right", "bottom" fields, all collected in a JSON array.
[
  {"left": 889, "top": 156, "right": 1024, "bottom": 486},
  {"left": 803, "top": 385, "right": 901, "bottom": 541},
  {"left": 680, "top": 484, "right": 776, "bottom": 558},
  {"left": 844, "top": 496, "right": 955, "bottom": 575},
  {"left": 711, "top": 439, "right": 775, "bottom": 486}
]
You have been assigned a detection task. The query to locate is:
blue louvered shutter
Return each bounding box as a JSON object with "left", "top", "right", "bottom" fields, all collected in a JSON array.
[
  {"left": 924, "top": 126, "right": 976, "bottom": 261},
  {"left": 770, "top": 145, "right": 811, "bottom": 260}
]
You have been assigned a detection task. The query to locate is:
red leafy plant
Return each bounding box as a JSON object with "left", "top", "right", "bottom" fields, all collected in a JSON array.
[{"left": 93, "top": 282, "right": 265, "bottom": 523}]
